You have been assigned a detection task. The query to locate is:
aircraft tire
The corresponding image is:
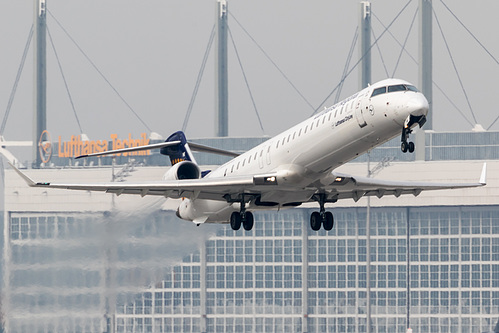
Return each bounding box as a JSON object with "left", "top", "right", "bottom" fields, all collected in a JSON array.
[
  {"left": 243, "top": 212, "right": 254, "bottom": 231},
  {"left": 230, "top": 212, "right": 241, "bottom": 231},
  {"left": 310, "top": 212, "right": 322, "bottom": 231},
  {"left": 323, "top": 211, "right": 334, "bottom": 231},
  {"left": 408, "top": 141, "right": 415, "bottom": 153},
  {"left": 401, "top": 141, "right": 408, "bottom": 153}
]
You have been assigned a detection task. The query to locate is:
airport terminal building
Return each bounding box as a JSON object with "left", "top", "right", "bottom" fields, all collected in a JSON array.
[{"left": 2, "top": 131, "right": 499, "bottom": 332}]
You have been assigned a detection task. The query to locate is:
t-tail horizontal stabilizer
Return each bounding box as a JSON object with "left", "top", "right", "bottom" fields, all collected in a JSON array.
[
  {"left": 480, "top": 162, "right": 487, "bottom": 185},
  {"left": 75, "top": 131, "right": 240, "bottom": 162}
]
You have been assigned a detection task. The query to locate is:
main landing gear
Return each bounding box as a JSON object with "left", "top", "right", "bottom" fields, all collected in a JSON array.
[
  {"left": 227, "top": 194, "right": 254, "bottom": 231},
  {"left": 310, "top": 193, "right": 334, "bottom": 231},
  {"left": 230, "top": 211, "right": 254, "bottom": 231}
]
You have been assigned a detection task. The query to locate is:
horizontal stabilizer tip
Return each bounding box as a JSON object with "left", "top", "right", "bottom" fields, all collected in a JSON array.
[
  {"left": 480, "top": 163, "right": 487, "bottom": 185},
  {"left": 8, "top": 162, "right": 36, "bottom": 187}
]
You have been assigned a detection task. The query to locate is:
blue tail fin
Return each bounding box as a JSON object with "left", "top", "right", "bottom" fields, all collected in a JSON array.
[{"left": 160, "top": 131, "right": 196, "bottom": 165}]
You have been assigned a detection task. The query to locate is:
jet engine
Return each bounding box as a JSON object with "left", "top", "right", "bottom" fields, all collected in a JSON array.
[{"left": 162, "top": 161, "right": 201, "bottom": 180}]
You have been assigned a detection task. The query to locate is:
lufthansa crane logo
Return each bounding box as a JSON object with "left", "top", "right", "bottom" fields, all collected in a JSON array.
[{"left": 39, "top": 130, "right": 52, "bottom": 164}]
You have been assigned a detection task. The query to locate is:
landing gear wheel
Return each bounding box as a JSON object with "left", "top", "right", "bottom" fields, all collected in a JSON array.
[
  {"left": 401, "top": 141, "right": 408, "bottom": 153},
  {"left": 408, "top": 141, "right": 415, "bottom": 153},
  {"left": 230, "top": 212, "right": 241, "bottom": 231},
  {"left": 310, "top": 211, "right": 322, "bottom": 231},
  {"left": 323, "top": 211, "right": 334, "bottom": 231},
  {"left": 242, "top": 212, "right": 254, "bottom": 231}
]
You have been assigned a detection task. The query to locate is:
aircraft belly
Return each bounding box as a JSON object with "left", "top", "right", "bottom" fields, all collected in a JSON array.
[
  {"left": 258, "top": 190, "right": 314, "bottom": 205},
  {"left": 189, "top": 199, "right": 234, "bottom": 223}
]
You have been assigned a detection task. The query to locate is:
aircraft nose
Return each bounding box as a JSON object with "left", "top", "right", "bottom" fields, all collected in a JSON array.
[{"left": 407, "top": 94, "right": 429, "bottom": 117}]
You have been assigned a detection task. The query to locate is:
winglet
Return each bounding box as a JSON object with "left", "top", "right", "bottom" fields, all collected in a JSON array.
[
  {"left": 480, "top": 162, "right": 487, "bottom": 185},
  {"left": 7, "top": 162, "right": 36, "bottom": 187}
]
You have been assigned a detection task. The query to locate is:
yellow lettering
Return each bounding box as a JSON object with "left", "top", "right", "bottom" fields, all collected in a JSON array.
[
  {"left": 58, "top": 136, "right": 63, "bottom": 157},
  {"left": 58, "top": 133, "right": 149, "bottom": 159}
]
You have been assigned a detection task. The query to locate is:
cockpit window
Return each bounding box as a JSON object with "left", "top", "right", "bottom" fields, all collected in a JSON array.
[
  {"left": 388, "top": 84, "right": 406, "bottom": 92},
  {"left": 371, "top": 84, "right": 419, "bottom": 98},
  {"left": 406, "top": 85, "right": 419, "bottom": 92},
  {"left": 371, "top": 86, "right": 386, "bottom": 97}
]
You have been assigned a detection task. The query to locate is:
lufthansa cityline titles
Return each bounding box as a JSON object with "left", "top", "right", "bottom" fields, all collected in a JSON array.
[{"left": 58, "top": 133, "right": 151, "bottom": 158}]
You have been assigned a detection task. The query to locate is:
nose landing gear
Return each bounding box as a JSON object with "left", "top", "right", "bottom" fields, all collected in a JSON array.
[
  {"left": 401, "top": 139, "right": 415, "bottom": 153},
  {"left": 401, "top": 117, "right": 415, "bottom": 153},
  {"left": 401, "top": 114, "right": 427, "bottom": 153}
]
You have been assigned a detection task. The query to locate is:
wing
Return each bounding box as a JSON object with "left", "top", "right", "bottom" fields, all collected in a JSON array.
[
  {"left": 8, "top": 162, "right": 486, "bottom": 204},
  {"left": 9, "top": 163, "right": 277, "bottom": 201},
  {"left": 320, "top": 163, "right": 487, "bottom": 202}
]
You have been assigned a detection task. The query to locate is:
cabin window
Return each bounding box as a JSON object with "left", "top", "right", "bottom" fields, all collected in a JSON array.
[
  {"left": 255, "top": 152, "right": 258, "bottom": 160},
  {"left": 299, "top": 128, "right": 302, "bottom": 136},
  {"left": 276, "top": 141, "right": 279, "bottom": 149},
  {"left": 304, "top": 126, "right": 308, "bottom": 134},
  {"left": 371, "top": 86, "right": 386, "bottom": 97},
  {"left": 287, "top": 134, "right": 291, "bottom": 142},
  {"left": 231, "top": 165, "right": 234, "bottom": 173},
  {"left": 293, "top": 132, "right": 296, "bottom": 140},
  {"left": 237, "top": 162, "right": 240, "bottom": 170},
  {"left": 334, "top": 109, "right": 338, "bottom": 117},
  {"left": 388, "top": 84, "right": 406, "bottom": 92},
  {"left": 328, "top": 113, "right": 332, "bottom": 121},
  {"left": 242, "top": 159, "right": 245, "bottom": 167},
  {"left": 282, "top": 137, "right": 285, "bottom": 146}
]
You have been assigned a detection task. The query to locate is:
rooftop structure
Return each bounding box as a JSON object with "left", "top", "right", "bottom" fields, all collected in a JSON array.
[{"left": 2, "top": 132, "right": 499, "bottom": 332}]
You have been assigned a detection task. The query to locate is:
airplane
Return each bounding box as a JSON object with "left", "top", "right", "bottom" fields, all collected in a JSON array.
[{"left": 9, "top": 78, "right": 487, "bottom": 231}]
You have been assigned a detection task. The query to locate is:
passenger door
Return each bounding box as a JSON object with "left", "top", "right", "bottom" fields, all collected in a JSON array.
[{"left": 355, "top": 96, "right": 368, "bottom": 128}]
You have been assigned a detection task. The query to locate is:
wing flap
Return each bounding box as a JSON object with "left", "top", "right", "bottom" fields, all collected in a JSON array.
[
  {"left": 9, "top": 163, "right": 276, "bottom": 201},
  {"left": 324, "top": 162, "right": 486, "bottom": 202}
]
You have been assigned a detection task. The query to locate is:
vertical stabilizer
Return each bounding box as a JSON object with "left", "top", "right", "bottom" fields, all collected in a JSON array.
[{"left": 160, "top": 131, "right": 197, "bottom": 165}]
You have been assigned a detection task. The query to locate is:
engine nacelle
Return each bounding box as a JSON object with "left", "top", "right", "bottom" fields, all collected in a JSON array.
[{"left": 162, "top": 161, "right": 201, "bottom": 180}]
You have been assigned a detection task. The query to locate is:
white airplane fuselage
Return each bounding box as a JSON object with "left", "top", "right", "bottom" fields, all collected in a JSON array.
[{"left": 176, "top": 78, "right": 429, "bottom": 223}]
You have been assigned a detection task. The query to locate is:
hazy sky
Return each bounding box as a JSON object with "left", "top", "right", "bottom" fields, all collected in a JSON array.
[{"left": 1, "top": 1, "right": 498, "bottom": 144}]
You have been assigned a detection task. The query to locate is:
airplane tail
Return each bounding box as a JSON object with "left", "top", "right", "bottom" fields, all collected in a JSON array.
[{"left": 160, "top": 131, "right": 197, "bottom": 165}]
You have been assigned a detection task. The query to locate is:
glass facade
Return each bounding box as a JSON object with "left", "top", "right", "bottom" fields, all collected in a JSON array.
[
  {"left": 4, "top": 196, "right": 499, "bottom": 332},
  {"left": 114, "top": 206, "right": 499, "bottom": 332},
  {"left": 6, "top": 212, "right": 105, "bottom": 332},
  {"left": 3, "top": 211, "right": 212, "bottom": 332}
]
